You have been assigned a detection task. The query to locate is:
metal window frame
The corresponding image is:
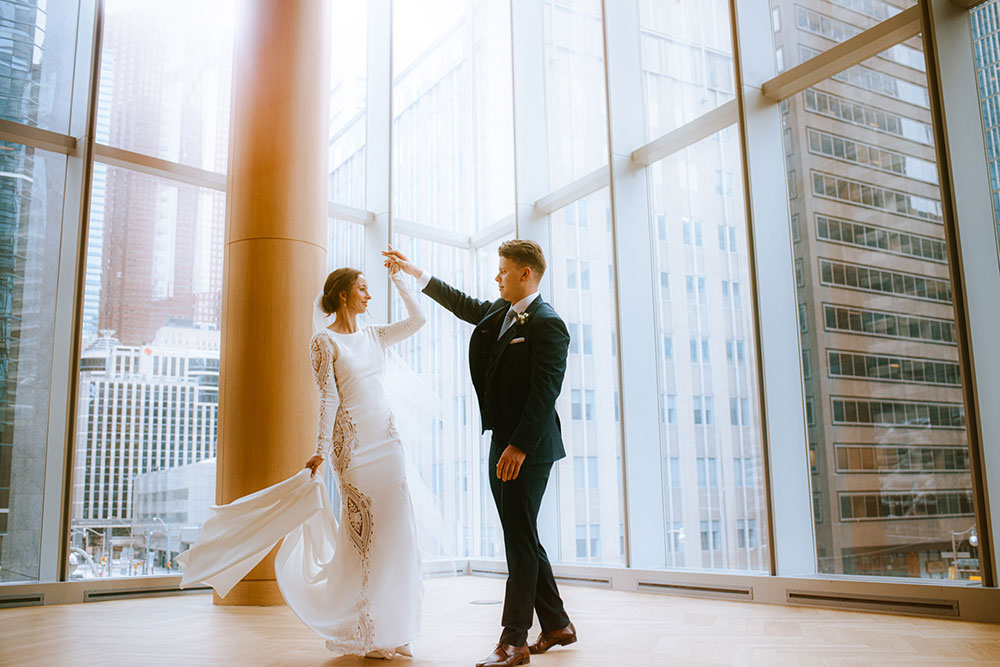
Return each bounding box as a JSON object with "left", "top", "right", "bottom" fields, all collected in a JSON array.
[{"left": 923, "top": 0, "right": 999, "bottom": 587}]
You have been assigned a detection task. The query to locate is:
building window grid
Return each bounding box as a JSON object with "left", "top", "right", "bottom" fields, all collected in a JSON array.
[
  {"left": 823, "top": 303, "right": 957, "bottom": 345},
  {"left": 838, "top": 490, "right": 975, "bottom": 521},
  {"left": 816, "top": 214, "right": 947, "bottom": 263},
  {"left": 818, "top": 258, "right": 952, "bottom": 304},
  {"left": 825, "top": 0, "right": 902, "bottom": 22},
  {"left": 795, "top": 5, "right": 924, "bottom": 73},
  {"left": 827, "top": 349, "right": 961, "bottom": 387},
  {"left": 803, "top": 88, "right": 933, "bottom": 145},
  {"left": 811, "top": 170, "right": 942, "bottom": 223},
  {"left": 806, "top": 127, "right": 938, "bottom": 185},
  {"left": 831, "top": 397, "right": 965, "bottom": 429},
  {"left": 798, "top": 45, "right": 929, "bottom": 109},
  {"left": 835, "top": 444, "right": 971, "bottom": 473}
]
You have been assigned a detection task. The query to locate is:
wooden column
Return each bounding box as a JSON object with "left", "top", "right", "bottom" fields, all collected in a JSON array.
[{"left": 215, "top": 0, "right": 330, "bottom": 606}]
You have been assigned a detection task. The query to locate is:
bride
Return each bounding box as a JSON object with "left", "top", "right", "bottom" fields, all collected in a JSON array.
[{"left": 178, "top": 254, "right": 427, "bottom": 660}]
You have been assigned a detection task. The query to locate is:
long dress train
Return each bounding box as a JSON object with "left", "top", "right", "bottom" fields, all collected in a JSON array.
[{"left": 177, "top": 271, "right": 426, "bottom": 657}]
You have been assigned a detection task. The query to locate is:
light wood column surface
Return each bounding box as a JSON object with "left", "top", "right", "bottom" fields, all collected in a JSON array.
[{"left": 216, "top": 0, "right": 330, "bottom": 606}]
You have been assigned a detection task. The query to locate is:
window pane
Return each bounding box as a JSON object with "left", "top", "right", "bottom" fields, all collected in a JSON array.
[
  {"left": 771, "top": 15, "right": 982, "bottom": 582},
  {"left": 770, "top": 1, "right": 920, "bottom": 73},
  {"left": 71, "top": 166, "right": 225, "bottom": 578},
  {"left": 649, "top": 128, "right": 768, "bottom": 571},
  {"left": 326, "top": 219, "right": 365, "bottom": 272},
  {"left": 392, "top": 0, "right": 515, "bottom": 233},
  {"left": 550, "top": 188, "right": 624, "bottom": 564},
  {"left": 971, "top": 1, "right": 1000, "bottom": 254},
  {"left": 0, "top": 141, "right": 66, "bottom": 581},
  {"left": 97, "top": 0, "right": 234, "bottom": 172},
  {"left": 0, "top": 0, "right": 80, "bottom": 133},
  {"left": 544, "top": 0, "right": 608, "bottom": 191},
  {"left": 639, "top": 0, "right": 735, "bottom": 139},
  {"left": 329, "top": 0, "right": 368, "bottom": 208},
  {"left": 389, "top": 234, "right": 514, "bottom": 561}
]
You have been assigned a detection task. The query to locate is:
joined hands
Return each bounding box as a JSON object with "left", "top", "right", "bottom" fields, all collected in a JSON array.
[{"left": 382, "top": 244, "right": 421, "bottom": 278}]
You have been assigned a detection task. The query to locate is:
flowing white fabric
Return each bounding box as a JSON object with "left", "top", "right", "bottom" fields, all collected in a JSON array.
[{"left": 178, "top": 272, "right": 430, "bottom": 657}]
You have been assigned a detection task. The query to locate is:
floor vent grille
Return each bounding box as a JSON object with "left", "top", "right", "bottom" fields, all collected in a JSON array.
[
  {"left": 84, "top": 586, "right": 210, "bottom": 603},
  {"left": 470, "top": 567, "right": 507, "bottom": 578},
  {"left": 0, "top": 592, "right": 44, "bottom": 608},
  {"left": 637, "top": 581, "right": 753, "bottom": 601},
  {"left": 554, "top": 574, "right": 612, "bottom": 588},
  {"left": 471, "top": 568, "right": 611, "bottom": 588},
  {"left": 786, "top": 589, "right": 959, "bottom": 617}
]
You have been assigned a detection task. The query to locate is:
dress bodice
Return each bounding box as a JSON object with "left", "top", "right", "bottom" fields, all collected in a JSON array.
[
  {"left": 322, "top": 328, "right": 385, "bottom": 407},
  {"left": 310, "top": 272, "right": 425, "bottom": 460}
]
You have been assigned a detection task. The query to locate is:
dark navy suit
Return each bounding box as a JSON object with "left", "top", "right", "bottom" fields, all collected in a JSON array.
[{"left": 422, "top": 276, "right": 571, "bottom": 646}]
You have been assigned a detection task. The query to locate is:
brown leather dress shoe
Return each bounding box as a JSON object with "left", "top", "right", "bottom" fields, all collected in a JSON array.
[
  {"left": 528, "top": 622, "right": 577, "bottom": 654},
  {"left": 475, "top": 643, "right": 530, "bottom": 667}
]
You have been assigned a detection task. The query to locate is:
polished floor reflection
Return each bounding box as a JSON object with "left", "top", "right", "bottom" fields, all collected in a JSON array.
[{"left": 2, "top": 576, "right": 999, "bottom": 666}]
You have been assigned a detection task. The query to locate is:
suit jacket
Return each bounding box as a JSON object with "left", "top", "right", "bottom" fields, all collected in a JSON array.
[{"left": 423, "top": 277, "right": 569, "bottom": 464}]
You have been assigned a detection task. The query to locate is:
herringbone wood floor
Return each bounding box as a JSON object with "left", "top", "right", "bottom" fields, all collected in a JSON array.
[{"left": 1, "top": 575, "right": 998, "bottom": 666}]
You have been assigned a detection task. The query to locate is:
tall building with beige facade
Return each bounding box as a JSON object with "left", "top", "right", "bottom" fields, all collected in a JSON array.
[{"left": 773, "top": 0, "right": 976, "bottom": 579}]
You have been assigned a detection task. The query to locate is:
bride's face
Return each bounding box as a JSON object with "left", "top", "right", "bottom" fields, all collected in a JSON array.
[{"left": 345, "top": 275, "right": 371, "bottom": 314}]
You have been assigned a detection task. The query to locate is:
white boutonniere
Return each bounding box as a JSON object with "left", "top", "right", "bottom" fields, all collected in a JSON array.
[{"left": 515, "top": 312, "right": 530, "bottom": 326}]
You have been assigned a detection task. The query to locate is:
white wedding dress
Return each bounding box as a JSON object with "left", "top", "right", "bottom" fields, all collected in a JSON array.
[{"left": 177, "top": 272, "right": 427, "bottom": 658}]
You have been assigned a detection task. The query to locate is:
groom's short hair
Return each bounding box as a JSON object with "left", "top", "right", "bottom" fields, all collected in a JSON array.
[{"left": 499, "top": 240, "right": 546, "bottom": 279}]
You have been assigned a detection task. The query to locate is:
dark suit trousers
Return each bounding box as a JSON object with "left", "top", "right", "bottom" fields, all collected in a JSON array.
[{"left": 489, "top": 443, "right": 570, "bottom": 646}]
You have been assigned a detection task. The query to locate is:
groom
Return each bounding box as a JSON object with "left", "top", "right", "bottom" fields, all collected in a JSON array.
[{"left": 384, "top": 240, "right": 576, "bottom": 667}]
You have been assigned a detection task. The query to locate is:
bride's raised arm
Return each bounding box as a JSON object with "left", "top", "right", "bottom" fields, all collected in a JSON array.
[{"left": 373, "top": 271, "right": 426, "bottom": 347}]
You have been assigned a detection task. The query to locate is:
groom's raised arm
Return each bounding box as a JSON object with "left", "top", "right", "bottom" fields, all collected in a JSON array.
[
  {"left": 509, "top": 315, "right": 570, "bottom": 456},
  {"left": 418, "top": 272, "right": 495, "bottom": 325}
]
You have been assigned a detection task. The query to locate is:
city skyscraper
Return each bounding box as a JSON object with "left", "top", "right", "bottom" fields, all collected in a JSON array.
[
  {"left": 0, "top": 0, "right": 40, "bottom": 573},
  {"left": 0, "top": 0, "right": 70, "bottom": 582},
  {"left": 71, "top": 324, "right": 219, "bottom": 570},
  {"left": 90, "top": 4, "right": 229, "bottom": 348},
  {"left": 971, "top": 0, "right": 1000, "bottom": 250},
  {"left": 773, "top": 0, "right": 977, "bottom": 579},
  {"left": 65, "top": 0, "right": 235, "bottom": 577}
]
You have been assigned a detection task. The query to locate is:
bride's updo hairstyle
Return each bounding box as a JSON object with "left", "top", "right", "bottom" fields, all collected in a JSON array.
[{"left": 321, "top": 267, "right": 363, "bottom": 315}]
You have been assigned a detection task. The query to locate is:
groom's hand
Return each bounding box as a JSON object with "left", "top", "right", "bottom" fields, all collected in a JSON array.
[
  {"left": 382, "top": 245, "right": 422, "bottom": 279},
  {"left": 496, "top": 445, "right": 526, "bottom": 482}
]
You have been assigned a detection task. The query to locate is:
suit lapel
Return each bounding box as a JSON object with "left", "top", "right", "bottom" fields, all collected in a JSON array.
[
  {"left": 470, "top": 303, "right": 509, "bottom": 377},
  {"left": 480, "top": 303, "right": 509, "bottom": 338},
  {"left": 488, "top": 296, "right": 545, "bottom": 375}
]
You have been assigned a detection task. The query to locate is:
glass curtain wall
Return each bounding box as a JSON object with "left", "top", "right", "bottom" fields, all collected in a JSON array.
[
  {"left": 390, "top": 0, "right": 515, "bottom": 559},
  {"left": 548, "top": 189, "right": 624, "bottom": 564},
  {"left": 0, "top": 0, "right": 993, "bottom": 589},
  {"left": 329, "top": 0, "right": 368, "bottom": 209},
  {"left": 970, "top": 0, "right": 1000, "bottom": 255},
  {"left": 544, "top": 0, "right": 608, "bottom": 191},
  {"left": 67, "top": 0, "right": 234, "bottom": 579},
  {"left": 639, "top": 1, "right": 769, "bottom": 571},
  {"left": 772, "top": 0, "right": 981, "bottom": 582},
  {"left": 0, "top": 0, "right": 80, "bottom": 583},
  {"left": 541, "top": 0, "right": 626, "bottom": 565}
]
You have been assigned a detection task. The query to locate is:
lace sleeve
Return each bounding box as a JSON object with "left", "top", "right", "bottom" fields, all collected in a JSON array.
[
  {"left": 373, "top": 271, "right": 427, "bottom": 348},
  {"left": 310, "top": 333, "right": 340, "bottom": 460}
]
